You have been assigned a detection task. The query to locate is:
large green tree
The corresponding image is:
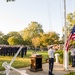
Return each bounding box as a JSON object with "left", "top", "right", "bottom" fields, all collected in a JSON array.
[
  {"left": 62, "top": 11, "right": 75, "bottom": 46},
  {"left": 20, "top": 21, "right": 43, "bottom": 45}
]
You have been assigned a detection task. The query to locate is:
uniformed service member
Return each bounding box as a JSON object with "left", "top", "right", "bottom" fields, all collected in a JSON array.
[{"left": 48, "top": 45, "right": 55, "bottom": 75}]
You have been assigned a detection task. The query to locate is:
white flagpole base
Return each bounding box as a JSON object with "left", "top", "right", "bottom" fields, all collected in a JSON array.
[{"left": 63, "top": 50, "right": 69, "bottom": 71}]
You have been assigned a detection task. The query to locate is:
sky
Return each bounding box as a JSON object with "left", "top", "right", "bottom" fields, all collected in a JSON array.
[{"left": 0, "top": 0, "right": 75, "bottom": 37}]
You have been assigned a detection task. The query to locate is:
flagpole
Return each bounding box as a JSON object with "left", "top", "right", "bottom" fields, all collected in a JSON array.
[{"left": 63, "top": 0, "right": 69, "bottom": 70}]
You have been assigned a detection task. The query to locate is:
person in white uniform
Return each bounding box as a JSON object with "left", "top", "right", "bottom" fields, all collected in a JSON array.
[{"left": 48, "top": 45, "right": 55, "bottom": 75}]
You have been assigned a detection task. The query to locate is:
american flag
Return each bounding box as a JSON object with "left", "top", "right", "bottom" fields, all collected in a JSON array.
[{"left": 65, "top": 25, "right": 75, "bottom": 51}]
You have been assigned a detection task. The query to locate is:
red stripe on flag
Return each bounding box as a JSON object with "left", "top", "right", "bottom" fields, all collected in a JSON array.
[
  {"left": 71, "top": 34, "right": 75, "bottom": 40},
  {"left": 65, "top": 33, "right": 72, "bottom": 51}
]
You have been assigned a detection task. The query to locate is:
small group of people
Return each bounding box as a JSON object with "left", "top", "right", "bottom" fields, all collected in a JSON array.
[{"left": 48, "top": 45, "right": 55, "bottom": 75}]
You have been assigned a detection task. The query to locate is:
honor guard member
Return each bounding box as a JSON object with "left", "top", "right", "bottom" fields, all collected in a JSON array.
[
  {"left": 25, "top": 46, "right": 27, "bottom": 55},
  {"left": 48, "top": 45, "right": 55, "bottom": 75},
  {"left": 21, "top": 45, "right": 25, "bottom": 58}
]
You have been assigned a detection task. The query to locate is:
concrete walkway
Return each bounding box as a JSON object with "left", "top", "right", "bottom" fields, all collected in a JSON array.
[{"left": 1, "top": 62, "right": 75, "bottom": 75}]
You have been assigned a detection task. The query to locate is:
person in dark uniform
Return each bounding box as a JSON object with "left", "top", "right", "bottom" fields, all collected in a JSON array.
[
  {"left": 0, "top": 46, "right": 1, "bottom": 55},
  {"left": 21, "top": 45, "right": 25, "bottom": 58},
  {"left": 2, "top": 46, "right": 6, "bottom": 56},
  {"left": 25, "top": 46, "right": 27, "bottom": 55},
  {"left": 70, "top": 46, "right": 75, "bottom": 67},
  {"left": 48, "top": 45, "right": 55, "bottom": 75}
]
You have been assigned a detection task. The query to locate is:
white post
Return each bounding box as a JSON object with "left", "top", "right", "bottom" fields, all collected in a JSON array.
[
  {"left": 64, "top": 50, "right": 69, "bottom": 70},
  {"left": 55, "top": 53, "right": 60, "bottom": 63},
  {"left": 63, "top": 0, "right": 69, "bottom": 70}
]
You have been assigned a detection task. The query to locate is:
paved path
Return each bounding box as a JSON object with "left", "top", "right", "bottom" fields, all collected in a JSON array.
[{"left": 1, "top": 62, "right": 75, "bottom": 75}]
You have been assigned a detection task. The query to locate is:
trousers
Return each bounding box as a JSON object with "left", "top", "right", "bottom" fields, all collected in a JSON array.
[{"left": 49, "top": 58, "right": 54, "bottom": 75}]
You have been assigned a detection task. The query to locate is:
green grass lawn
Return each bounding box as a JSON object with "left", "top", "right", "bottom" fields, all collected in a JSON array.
[
  {"left": 65, "top": 72, "right": 75, "bottom": 75},
  {"left": 0, "top": 50, "right": 74, "bottom": 75},
  {"left": 0, "top": 50, "right": 48, "bottom": 71}
]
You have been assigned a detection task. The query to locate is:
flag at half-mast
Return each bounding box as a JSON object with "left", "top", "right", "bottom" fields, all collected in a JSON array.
[{"left": 65, "top": 25, "right": 75, "bottom": 51}]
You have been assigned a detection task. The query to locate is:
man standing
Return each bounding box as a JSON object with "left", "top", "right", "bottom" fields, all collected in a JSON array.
[
  {"left": 70, "top": 46, "right": 75, "bottom": 67},
  {"left": 48, "top": 45, "right": 55, "bottom": 75}
]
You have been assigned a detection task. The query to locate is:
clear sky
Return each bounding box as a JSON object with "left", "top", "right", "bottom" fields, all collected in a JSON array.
[{"left": 0, "top": 0, "right": 75, "bottom": 37}]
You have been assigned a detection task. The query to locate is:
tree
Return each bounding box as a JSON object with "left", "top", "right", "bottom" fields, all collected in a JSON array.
[
  {"left": 0, "top": 37, "right": 4, "bottom": 44},
  {"left": 63, "top": 11, "right": 75, "bottom": 35},
  {"left": 32, "top": 37, "right": 40, "bottom": 47},
  {"left": 7, "top": 31, "right": 22, "bottom": 37},
  {"left": 7, "top": 36, "right": 22, "bottom": 45},
  {"left": 62, "top": 11, "right": 75, "bottom": 46},
  {"left": 40, "top": 32, "right": 59, "bottom": 47},
  {"left": 2, "top": 35, "right": 9, "bottom": 44},
  {"left": 7, "top": 31, "right": 24, "bottom": 45},
  {"left": 20, "top": 21, "right": 43, "bottom": 45},
  {"left": 67, "top": 11, "right": 75, "bottom": 26},
  {"left": 40, "top": 33, "right": 49, "bottom": 47}
]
